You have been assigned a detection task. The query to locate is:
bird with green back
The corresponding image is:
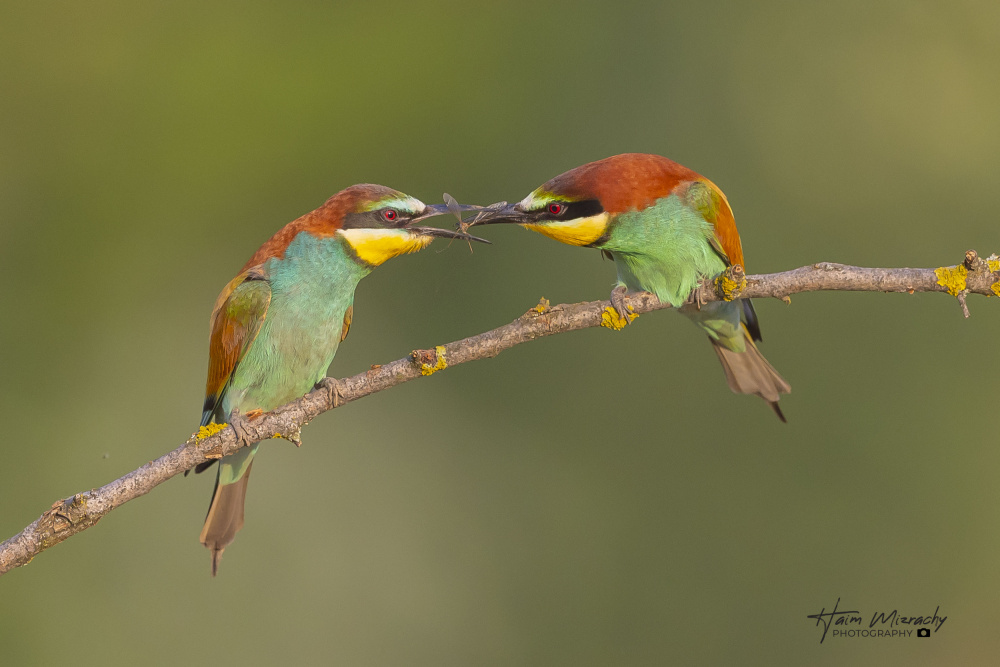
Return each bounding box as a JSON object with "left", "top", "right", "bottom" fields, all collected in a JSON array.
[
  {"left": 467, "top": 153, "right": 790, "bottom": 419},
  {"left": 195, "top": 184, "right": 486, "bottom": 575}
]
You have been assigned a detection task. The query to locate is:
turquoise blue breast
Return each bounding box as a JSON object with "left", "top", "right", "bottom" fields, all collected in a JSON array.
[{"left": 222, "top": 232, "right": 368, "bottom": 414}]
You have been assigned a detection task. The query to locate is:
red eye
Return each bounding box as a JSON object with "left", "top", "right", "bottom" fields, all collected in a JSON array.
[
  {"left": 382, "top": 209, "right": 398, "bottom": 222},
  {"left": 548, "top": 203, "right": 565, "bottom": 215}
]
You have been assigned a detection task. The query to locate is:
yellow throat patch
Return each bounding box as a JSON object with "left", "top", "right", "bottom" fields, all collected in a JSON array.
[
  {"left": 523, "top": 213, "right": 609, "bottom": 247},
  {"left": 337, "top": 228, "right": 433, "bottom": 266}
]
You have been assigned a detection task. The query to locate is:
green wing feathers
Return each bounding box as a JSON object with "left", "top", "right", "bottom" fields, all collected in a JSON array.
[
  {"left": 202, "top": 269, "right": 272, "bottom": 426},
  {"left": 198, "top": 269, "right": 272, "bottom": 575}
]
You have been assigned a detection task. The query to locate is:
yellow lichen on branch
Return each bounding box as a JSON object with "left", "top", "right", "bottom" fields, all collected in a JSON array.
[
  {"left": 934, "top": 265, "right": 967, "bottom": 296},
  {"left": 987, "top": 254, "right": 1000, "bottom": 296},
  {"left": 419, "top": 346, "right": 448, "bottom": 376},
  {"left": 715, "top": 265, "right": 747, "bottom": 301},
  {"left": 196, "top": 423, "right": 228, "bottom": 439},
  {"left": 601, "top": 306, "right": 638, "bottom": 330}
]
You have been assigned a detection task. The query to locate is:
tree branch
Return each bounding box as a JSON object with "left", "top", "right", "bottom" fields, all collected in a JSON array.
[{"left": 2, "top": 253, "right": 997, "bottom": 575}]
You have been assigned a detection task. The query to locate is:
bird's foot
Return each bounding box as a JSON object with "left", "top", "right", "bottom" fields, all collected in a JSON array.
[
  {"left": 602, "top": 286, "right": 640, "bottom": 331},
  {"left": 609, "top": 285, "right": 631, "bottom": 320},
  {"left": 317, "top": 377, "right": 345, "bottom": 408},
  {"left": 693, "top": 285, "right": 705, "bottom": 310},
  {"left": 227, "top": 408, "right": 260, "bottom": 449}
]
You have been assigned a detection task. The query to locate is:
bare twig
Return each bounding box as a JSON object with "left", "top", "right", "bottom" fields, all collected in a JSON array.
[{"left": 2, "top": 254, "right": 997, "bottom": 575}]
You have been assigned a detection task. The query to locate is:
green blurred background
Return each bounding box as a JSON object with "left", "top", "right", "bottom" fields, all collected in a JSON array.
[{"left": 2, "top": 1, "right": 998, "bottom": 664}]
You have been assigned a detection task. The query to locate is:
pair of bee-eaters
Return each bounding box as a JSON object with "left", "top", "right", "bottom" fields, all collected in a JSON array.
[{"left": 196, "top": 153, "right": 790, "bottom": 574}]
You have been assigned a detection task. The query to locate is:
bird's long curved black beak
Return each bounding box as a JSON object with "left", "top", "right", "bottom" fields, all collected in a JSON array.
[
  {"left": 461, "top": 201, "right": 532, "bottom": 227},
  {"left": 408, "top": 203, "right": 491, "bottom": 244}
]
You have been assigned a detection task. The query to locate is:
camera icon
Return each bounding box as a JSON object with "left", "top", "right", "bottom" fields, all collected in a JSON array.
[{"left": 917, "top": 628, "right": 931, "bottom": 638}]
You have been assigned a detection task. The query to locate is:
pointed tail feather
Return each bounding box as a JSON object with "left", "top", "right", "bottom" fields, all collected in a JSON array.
[
  {"left": 710, "top": 327, "right": 790, "bottom": 421},
  {"left": 199, "top": 461, "right": 253, "bottom": 576}
]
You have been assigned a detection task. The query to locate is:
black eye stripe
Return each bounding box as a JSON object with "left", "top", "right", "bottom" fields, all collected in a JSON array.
[
  {"left": 537, "top": 199, "right": 603, "bottom": 221},
  {"left": 342, "top": 209, "right": 411, "bottom": 229}
]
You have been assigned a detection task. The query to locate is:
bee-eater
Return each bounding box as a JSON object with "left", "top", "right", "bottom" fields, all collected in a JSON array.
[
  {"left": 196, "top": 184, "right": 485, "bottom": 575},
  {"left": 468, "top": 153, "right": 790, "bottom": 419}
]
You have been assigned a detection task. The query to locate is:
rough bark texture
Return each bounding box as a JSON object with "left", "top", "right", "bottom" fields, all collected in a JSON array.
[{"left": 2, "top": 254, "right": 997, "bottom": 576}]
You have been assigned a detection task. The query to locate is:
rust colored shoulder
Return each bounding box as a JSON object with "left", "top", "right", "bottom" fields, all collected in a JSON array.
[
  {"left": 679, "top": 178, "right": 744, "bottom": 268},
  {"left": 204, "top": 267, "right": 272, "bottom": 406},
  {"left": 704, "top": 179, "right": 744, "bottom": 269}
]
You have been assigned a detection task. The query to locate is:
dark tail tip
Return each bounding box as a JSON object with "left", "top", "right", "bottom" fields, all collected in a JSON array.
[
  {"left": 742, "top": 299, "right": 763, "bottom": 343},
  {"left": 770, "top": 402, "right": 787, "bottom": 423},
  {"left": 211, "top": 549, "right": 222, "bottom": 577}
]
